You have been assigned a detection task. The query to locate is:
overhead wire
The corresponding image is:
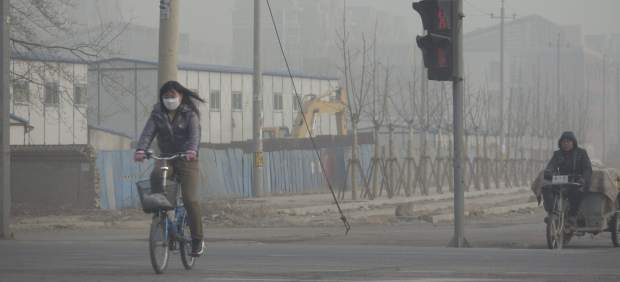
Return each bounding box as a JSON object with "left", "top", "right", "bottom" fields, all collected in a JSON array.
[{"left": 265, "top": 0, "right": 351, "bottom": 234}]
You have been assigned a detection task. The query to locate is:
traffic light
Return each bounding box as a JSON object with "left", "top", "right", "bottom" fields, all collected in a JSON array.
[{"left": 412, "top": 0, "right": 453, "bottom": 81}]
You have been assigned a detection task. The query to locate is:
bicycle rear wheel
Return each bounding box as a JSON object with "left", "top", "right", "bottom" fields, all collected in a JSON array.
[
  {"left": 179, "top": 213, "right": 197, "bottom": 269},
  {"left": 149, "top": 214, "right": 170, "bottom": 274}
]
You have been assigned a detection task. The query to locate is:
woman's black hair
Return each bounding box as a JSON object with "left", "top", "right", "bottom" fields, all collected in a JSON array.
[{"left": 159, "top": 80, "right": 205, "bottom": 116}]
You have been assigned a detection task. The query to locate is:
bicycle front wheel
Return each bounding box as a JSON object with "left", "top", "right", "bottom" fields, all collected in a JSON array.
[
  {"left": 179, "top": 214, "right": 197, "bottom": 270},
  {"left": 149, "top": 214, "right": 170, "bottom": 274},
  {"left": 546, "top": 195, "right": 565, "bottom": 250}
]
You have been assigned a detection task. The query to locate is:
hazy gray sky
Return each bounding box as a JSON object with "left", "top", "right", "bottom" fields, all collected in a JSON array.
[
  {"left": 98, "top": 0, "right": 619, "bottom": 39},
  {"left": 463, "top": 0, "right": 620, "bottom": 35}
]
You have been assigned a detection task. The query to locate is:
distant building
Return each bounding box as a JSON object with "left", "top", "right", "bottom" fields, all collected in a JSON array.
[
  {"left": 464, "top": 15, "right": 589, "bottom": 133},
  {"left": 464, "top": 14, "right": 617, "bottom": 160},
  {"left": 9, "top": 51, "right": 89, "bottom": 145},
  {"left": 88, "top": 57, "right": 341, "bottom": 144},
  {"left": 231, "top": 0, "right": 339, "bottom": 76}
]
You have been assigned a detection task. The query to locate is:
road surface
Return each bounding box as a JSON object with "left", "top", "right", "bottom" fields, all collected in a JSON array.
[{"left": 1, "top": 213, "right": 619, "bottom": 281}]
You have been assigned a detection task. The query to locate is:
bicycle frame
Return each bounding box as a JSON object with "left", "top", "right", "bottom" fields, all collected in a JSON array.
[{"left": 149, "top": 152, "right": 190, "bottom": 245}]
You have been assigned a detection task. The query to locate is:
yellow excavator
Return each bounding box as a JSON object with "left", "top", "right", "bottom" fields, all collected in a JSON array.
[{"left": 263, "top": 88, "right": 348, "bottom": 139}]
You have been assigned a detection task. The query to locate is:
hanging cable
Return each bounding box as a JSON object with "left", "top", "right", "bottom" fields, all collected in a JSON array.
[{"left": 265, "top": 0, "right": 350, "bottom": 234}]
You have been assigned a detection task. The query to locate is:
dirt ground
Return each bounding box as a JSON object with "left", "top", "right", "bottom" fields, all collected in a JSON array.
[{"left": 10, "top": 192, "right": 540, "bottom": 233}]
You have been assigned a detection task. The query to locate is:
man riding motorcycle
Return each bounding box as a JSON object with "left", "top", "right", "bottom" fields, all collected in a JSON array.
[{"left": 542, "top": 131, "right": 593, "bottom": 225}]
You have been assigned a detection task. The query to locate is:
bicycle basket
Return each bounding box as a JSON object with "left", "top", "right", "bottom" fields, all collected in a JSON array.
[{"left": 136, "top": 179, "right": 180, "bottom": 213}]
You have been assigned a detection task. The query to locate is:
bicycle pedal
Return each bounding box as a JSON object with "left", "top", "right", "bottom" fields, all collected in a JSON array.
[{"left": 168, "top": 241, "right": 177, "bottom": 251}]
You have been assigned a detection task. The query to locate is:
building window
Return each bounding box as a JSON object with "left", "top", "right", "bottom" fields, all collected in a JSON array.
[
  {"left": 232, "top": 91, "right": 243, "bottom": 111},
  {"left": 12, "top": 80, "right": 30, "bottom": 104},
  {"left": 293, "top": 95, "right": 301, "bottom": 111},
  {"left": 74, "top": 83, "right": 87, "bottom": 105},
  {"left": 44, "top": 82, "right": 60, "bottom": 106},
  {"left": 273, "top": 92, "right": 283, "bottom": 111},
  {"left": 210, "top": 90, "right": 221, "bottom": 111}
]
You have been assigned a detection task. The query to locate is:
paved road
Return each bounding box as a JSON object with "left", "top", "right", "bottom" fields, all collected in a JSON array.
[{"left": 2, "top": 215, "right": 619, "bottom": 281}]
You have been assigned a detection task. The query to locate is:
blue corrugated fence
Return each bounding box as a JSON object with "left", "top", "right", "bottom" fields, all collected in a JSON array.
[{"left": 96, "top": 147, "right": 354, "bottom": 209}]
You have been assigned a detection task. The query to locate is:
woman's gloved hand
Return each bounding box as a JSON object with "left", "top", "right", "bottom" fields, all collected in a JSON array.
[
  {"left": 186, "top": 150, "right": 197, "bottom": 161},
  {"left": 134, "top": 150, "right": 146, "bottom": 162}
]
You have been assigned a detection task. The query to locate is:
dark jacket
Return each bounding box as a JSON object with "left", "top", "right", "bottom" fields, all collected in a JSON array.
[
  {"left": 136, "top": 103, "right": 201, "bottom": 154},
  {"left": 543, "top": 131, "right": 592, "bottom": 188}
]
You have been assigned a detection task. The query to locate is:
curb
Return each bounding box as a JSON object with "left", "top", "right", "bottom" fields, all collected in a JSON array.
[
  {"left": 429, "top": 202, "right": 539, "bottom": 224},
  {"left": 281, "top": 187, "right": 532, "bottom": 216}
]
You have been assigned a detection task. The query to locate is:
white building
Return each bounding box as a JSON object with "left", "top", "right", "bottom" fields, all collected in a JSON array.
[
  {"left": 9, "top": 52, "right": 89, "bottom": 145},
  {"left": 88, "top": 58, "right": 341, "bottom": 144}
]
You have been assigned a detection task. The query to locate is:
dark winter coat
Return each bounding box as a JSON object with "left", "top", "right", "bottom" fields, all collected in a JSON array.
[
  {"left": 543, "top": 131, "right": 592, "bottom": 188},
  {"left": 136, "top": 103, "right": 201, "bottom": 154}
]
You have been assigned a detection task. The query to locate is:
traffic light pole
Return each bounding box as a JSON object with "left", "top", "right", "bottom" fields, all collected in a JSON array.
[
  {"left": 0, "top": 0, "right": 10, "bottom": 239},
  {"left": 448, "top": 0, "right": 469, "bottom": 248}
]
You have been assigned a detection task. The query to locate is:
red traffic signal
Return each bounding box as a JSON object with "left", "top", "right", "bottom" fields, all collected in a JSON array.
[{"left": 412, "top": 0, "right": 453, "bottom": 81}]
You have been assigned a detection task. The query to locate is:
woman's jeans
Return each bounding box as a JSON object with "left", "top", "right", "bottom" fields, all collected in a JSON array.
[{"left": 150, "top": 159, "right": 203, "bottom": 240}]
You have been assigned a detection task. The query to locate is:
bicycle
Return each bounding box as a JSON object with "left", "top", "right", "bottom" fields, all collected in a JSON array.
[
  {"left": 543, "top": 175, "right": 582, "bottom": 250},
  {"left": 136, "top": 151, "right": 201, "bottom": 274}
]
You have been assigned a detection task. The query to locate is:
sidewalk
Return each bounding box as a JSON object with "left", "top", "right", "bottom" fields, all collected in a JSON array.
[{"left": 11, "top": 186, "right": 536, "bottom": 231}]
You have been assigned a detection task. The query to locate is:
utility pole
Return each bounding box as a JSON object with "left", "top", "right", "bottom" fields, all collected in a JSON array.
[
  {"left": 252, "top": 0, "right": 264, "bottom": 197},
  {"left": 450, "top": 0, "right": 468, "bottom": 248},
  {"left": 617, "top": 63, "right": 619, "bottom": 150},
  {"left": 555, "top": 33, "right": 561, "bottom": 128},
  {"left": 97, "top": 64, "right": 101, "bottom": 125},
  {"left": 0, "top": 0, "right": 10, "bottom": 239},
  {"left": 602, "top": 54, "right": 606, "bottom": 164},
  {"left": 157, "top": 0, "right": 180, "bottom": 87},
  {"left": 134, "top": 63, "right": 139, "bottom": 140},
  {"left": 499, "top": 1, "right": 505, "bottom": 154},
  {"left": 490, "top": 0, "right": 514, "bottom": 155}
]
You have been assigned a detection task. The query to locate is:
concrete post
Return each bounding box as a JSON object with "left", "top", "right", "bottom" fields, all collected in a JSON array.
[
  {"left": 0, "top": 0, "right": 10, "bottom": 239},
  {"left": 252, "top": 0, "right": 264, "bottom": 197},
  {"left": 157, "top": 0, "right": 180, "bottom": 87}
]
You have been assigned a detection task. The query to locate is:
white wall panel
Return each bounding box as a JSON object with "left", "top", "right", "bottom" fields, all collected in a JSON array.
[
  {"left": 231, "top": 74, "right": 244, "bottom": 141},
  {"left": 209, "top": 72, "right": 221, "bottom": 143},
  {"left": 242, "top": 74, "right": 253, "bottom": 141},
  {"left": 220, "top": 73, "right": 232, "bottom": 143},
  {"left": 198, "top": 72, "right": 210, "bottom": 142},
  {"left": 262, "top": 75, "right": 273, "bottom": 128}
]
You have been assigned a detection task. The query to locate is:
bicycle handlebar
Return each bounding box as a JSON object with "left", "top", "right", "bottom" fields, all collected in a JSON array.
[
  {"left": 544, "top": 182, "right": 582, "bottom": 186},
  {"left": 145, "top": 151, "right": 187, "bottom": 161}
]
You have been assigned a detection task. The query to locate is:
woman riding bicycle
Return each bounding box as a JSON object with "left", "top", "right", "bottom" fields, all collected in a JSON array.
[{"left": 134, "top": 80, "right": 205, "bottom": 256}]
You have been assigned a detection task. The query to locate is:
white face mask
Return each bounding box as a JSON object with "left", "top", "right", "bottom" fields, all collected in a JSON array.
[{"left": 163, "top": 97, "right": 181, "bottom": 111}]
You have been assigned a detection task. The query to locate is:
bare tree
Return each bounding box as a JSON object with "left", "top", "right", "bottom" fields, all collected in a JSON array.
[
  {"left": 10, "top": 1, "right": 119, "bottom": 59},
  {"left": 337, "top": 0, "right": 374, "bottom": 200}
]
